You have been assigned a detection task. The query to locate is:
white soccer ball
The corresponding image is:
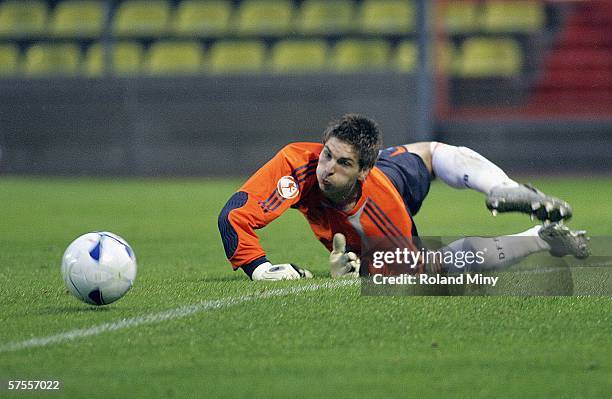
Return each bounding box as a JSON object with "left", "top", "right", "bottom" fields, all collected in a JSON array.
[{"left": 61, "top": 232, "right": 137, "bottom": 306}]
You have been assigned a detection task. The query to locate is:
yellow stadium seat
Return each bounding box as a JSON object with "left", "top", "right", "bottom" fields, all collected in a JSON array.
[
  {"left": 50, "top": 0, "right": 105, "bottom": 38},
  {"left": 23, "top": 43, "right": 81, "bottom": 76},
  {"left": 209, "top": 40, "right": 266, "bottom": 74},
  {"left": 443, "top": 2, "right": 479, "bottom": 33},
  {"left": 235, "top": 0, "right": 293, "bottom": 35},
  {"left": 173, "top": 0, "right": 232, "bottom": 37},
  {"left": 394, "top": 41, "right": 417, "bottom": 73},
  {"left": 330, "top": 39, "right": 391, "bottom": 72},
  {"left": 113, "top": 0, "right": 169, "bottom": 37},
  {"left": 0, "top": 44, "right": 20, "bottom": 76},
  {"left": 457, "top": 38, "right": 522, "bottom": 77},
  {"left": 83, "top": 41, "right": 143, "bottom": 76},
  {"left": 296, "top": 0, "right": 354, "bottom": 35},
  {"left": 144, "top": 41, "right": 204, "bottom": 75},
  {"left": 359, "top": 0, "right": 415, "bottom": 34},
  {"left": 481, "top": 1, "right": 545, "bottom": 32},
  {"left": 270, "top": 40, "right": 328, "bottom": 73},
  {"left": 0, "top": 1, "right": 47, "bottom": 38}
]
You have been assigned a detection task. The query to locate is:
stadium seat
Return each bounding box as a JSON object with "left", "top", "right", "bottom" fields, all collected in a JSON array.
[
  {"left": 394, "top": 41, "right": 417, "bottom": 72},
  {"left": 457, "top": 38, "right": 522, "bottom": 77},
  {"left": 270, "top": 40, "right": 328, "bottom": 73},
  {"left": 0, "top": 1, "right": 47, "bottom": 38},
  {"left": 49, "top": 0, "right": 105, "bottom": 38},
  {"left": 144, "top": 41, "right": 204, "bottom": 75},
  {"left": 235, "top": 0, "right": 293, "bottom": 35},
  {"left": 358, "top": 0, "right": 415, "bottom": 34},
  {"left": 330, "top": 39, "right": 391, "bottom": 72},
  {"left": 296, "top": 0, "right": 354, "bottom": 35},
  {"left": 481, "top": 1, "right": 545, "bottom": 33},
  {"left": 23, "top": 43, "right": 81, "bottom": 76},
  {"left": 83, "top": 41, "right": 143, "bottom": 77},
  {"left": 0, "top": 43, "right": 20, "bottom": 76},
  {"left": 113, "top": 0, "right": 169, "bottom": 37},
  {"left": 173, "top": 0, "right": 232, "bottom": 37},
  {"left": 208, "top": 40, "right": 266, "bottom": 73},
  {"left": 443, "top": 2, "right": 479, "bottom": 33}
]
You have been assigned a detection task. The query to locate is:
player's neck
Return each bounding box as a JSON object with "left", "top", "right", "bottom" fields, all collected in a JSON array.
[{"left": 327, "top": 182, "right": 361, "bottom": 212}]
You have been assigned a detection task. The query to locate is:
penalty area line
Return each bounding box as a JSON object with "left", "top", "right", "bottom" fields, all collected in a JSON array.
[{"left": 0, "top": 279, "right": 358, "bottom": 354}]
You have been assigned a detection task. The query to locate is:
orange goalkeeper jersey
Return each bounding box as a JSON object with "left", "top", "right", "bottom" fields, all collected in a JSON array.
[{"left": 218, "top": 142, "right": 431, "bottom": 274}]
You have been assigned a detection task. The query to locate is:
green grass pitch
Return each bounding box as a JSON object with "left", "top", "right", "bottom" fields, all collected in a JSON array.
[{"left": 0, "top": 176, "right": 610, "bottom": 398}]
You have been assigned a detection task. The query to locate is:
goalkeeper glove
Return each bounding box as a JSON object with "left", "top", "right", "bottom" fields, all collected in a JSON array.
[
  {"left": 251, "top": 262, "right": 313, "bottom": 281},
  {"left": 329, "top": 233, "right": 360, "bottom": 278}
]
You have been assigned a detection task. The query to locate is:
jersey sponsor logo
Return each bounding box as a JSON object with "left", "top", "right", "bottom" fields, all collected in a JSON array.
[{"left": 277, "top": 176, "right": 299, "bottom": 199}]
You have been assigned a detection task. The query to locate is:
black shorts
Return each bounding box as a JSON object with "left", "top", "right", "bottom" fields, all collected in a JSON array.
[{"left": 376, "top": 146, "right": 431, "bottom": 217}]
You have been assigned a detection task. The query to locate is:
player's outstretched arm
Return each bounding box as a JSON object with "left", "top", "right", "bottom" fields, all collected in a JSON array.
[
  {"left": 218, "top": 143, "right": 320, "bottom": 280},
  {"left": 219, "top": 189, "right": 315, "bottom": 281},
  {"left": 404, "top": 142, "right": 572, "bottom": 222}
]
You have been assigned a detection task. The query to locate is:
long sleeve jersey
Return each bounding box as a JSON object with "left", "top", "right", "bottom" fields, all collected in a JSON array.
[{"left": 218, "top": 142, "right": 431, "bottom": 275}]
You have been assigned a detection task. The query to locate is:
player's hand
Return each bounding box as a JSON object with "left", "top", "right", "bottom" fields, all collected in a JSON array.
[
  {"left": 251, "top": 262, "right": 313, "bottom": 281},
  {"left": 329, "top": 233, "right": 360, "bottom": 278}
]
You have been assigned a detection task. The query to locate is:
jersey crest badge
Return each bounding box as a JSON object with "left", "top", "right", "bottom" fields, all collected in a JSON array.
[{"left": 277, "top": 176, "right": 299, "bottom": 199}]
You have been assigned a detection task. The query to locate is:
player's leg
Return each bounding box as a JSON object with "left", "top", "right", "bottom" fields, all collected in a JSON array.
[
  {"left": 433, "top": 224, "right": 589, "bottom": 273},
  {"left": 428, "top": 143, "right": 518, "bottom": 193},
  {"left": 425, "top": 142, "right": 572, "bottom": 222}
]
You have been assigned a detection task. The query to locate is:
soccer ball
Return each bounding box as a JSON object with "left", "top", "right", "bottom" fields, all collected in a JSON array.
[{"left": 61, "top": 232, "right": 137, "bottom": 306}]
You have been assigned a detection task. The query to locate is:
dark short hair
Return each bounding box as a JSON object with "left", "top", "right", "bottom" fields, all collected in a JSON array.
[{"left": 322, "top": 114, "right": 383, "bottom": 170}]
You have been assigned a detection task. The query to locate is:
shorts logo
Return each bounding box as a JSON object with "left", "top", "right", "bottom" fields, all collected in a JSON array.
[{"left": 277, "top": 176, "right": 299, "bottom": 199}]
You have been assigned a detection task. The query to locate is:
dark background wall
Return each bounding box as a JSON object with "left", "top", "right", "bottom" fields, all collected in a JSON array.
[
  {"left": 438, "top": 118, "right": 612, "bottom": 173},
  {"left": 0, "top": 75, "right": 610, "bottom": 176},
  {"left": 0, "top": 75, "right": 419, "bottom": 176}
]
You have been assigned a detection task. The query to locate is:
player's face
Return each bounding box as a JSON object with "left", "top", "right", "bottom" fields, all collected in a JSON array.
[{"left": 317, "top": 137, "right": 369, "bottom": 202}]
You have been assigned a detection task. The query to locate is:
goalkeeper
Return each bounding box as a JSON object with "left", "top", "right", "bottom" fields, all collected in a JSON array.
[{"left": 218, "top": 114, "right": 589, "bottom": 280}]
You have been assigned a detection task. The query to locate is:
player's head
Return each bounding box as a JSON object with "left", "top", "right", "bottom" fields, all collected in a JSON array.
[{"left": 317, "top": 114, "right": 382, "bottom": 201}]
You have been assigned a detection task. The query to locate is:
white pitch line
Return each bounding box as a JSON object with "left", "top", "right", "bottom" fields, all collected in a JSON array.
[{"left": 0, "top": 279, "right": 358, "bottom": 354}]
